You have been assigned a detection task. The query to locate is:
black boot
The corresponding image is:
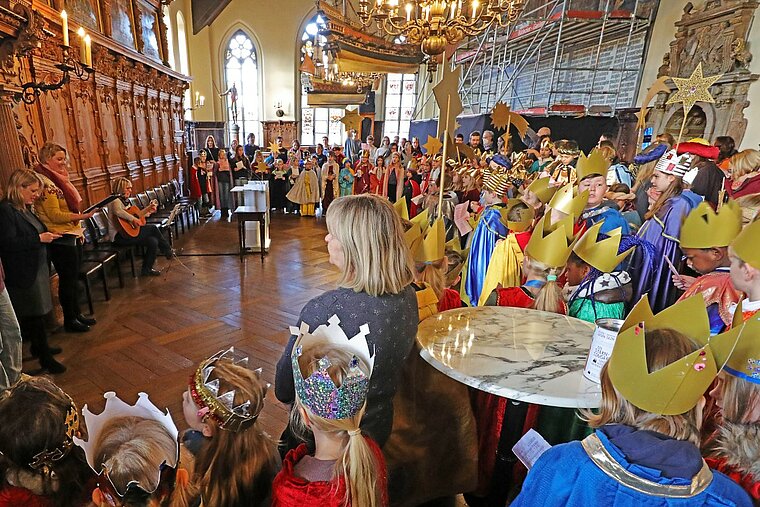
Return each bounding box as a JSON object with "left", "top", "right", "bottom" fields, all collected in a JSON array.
[
  {"left": 39, "top": 355, "right": 66, "bottom": 374},
  {"left": 64, "top": 318, "right": 90, "bottom": 333},
  {"left": 77, "top": 314, "right": 97, "bottom": 326}
]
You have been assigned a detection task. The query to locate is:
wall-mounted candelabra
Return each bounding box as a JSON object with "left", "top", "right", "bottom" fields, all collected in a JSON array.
[{"left": 15, "top": 10, "right": 94, "bottom": 105}]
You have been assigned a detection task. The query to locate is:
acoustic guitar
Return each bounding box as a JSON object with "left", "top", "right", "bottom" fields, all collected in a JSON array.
[{"left": 117, "top": 201, "right": 156, "bottom": 237}]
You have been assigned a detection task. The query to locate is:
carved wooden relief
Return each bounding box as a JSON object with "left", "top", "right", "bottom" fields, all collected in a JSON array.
[
  {"left": 0, "top": 0, "right": 188, "bottom": 200},
  {"left": 649, "top": 0, "right": 759, "bottom": 145}
]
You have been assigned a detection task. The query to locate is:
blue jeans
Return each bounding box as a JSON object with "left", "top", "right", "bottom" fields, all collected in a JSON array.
[
  {"left": 218, "top": 181, "right": 232, "bottom": 210},
  {"left": 0, "top": 287, "right": 22, "bottom": 390}
]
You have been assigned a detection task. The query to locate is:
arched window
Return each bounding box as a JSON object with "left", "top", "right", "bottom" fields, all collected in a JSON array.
[
  {"left": 299, "top": 14, "right": 351, "bottom": 147},
  {"left": 176, "top": 12, "right": 191, "bottom": 119},
  {"left": 224, "top": 30, "right": 261, "bottom": 146},
  {"left": 163, "top": 6, "right": 176, "bottom": 71}
]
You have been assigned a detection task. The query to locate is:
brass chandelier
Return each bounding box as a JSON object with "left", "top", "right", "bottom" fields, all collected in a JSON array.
[{"left": 357, "top": 0, "right": 523, "bottom": 72}]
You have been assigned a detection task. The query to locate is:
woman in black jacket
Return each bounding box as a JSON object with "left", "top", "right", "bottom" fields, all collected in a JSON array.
[{"left": 0, "top": 170, "right": 65, "bottom": 373}]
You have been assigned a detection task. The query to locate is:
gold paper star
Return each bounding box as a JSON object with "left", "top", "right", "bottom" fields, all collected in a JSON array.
[
  {"left": 268, "top": 141, "right": 280, "bottom": 153},
  {"left": 666, "top": 63, "right": 721, "bottom": 114},
  {"left": 423, "top": 135, "right": 442, "bottom": 155},
  {"left": 255, "top": 161, "right": 269, "bottom": 173},
  {"left": 491, "top": 102, "right": 511, "bottom": 130},
  {"left": 340, "top": 108, "right": 364, "bottom": 133},
  {"left": 434, "top": 64, "right": 463, "bottom": 137},
  {"left": 451, "top": 138, "right": 475, "bottom": 161}
]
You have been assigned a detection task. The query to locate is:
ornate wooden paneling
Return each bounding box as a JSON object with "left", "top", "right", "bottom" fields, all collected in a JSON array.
[{"left": 0, "top": 0, "right": 189, "bottom": 205}]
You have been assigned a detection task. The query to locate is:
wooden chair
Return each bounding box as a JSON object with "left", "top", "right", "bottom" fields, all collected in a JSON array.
[
  {"left": 82, "top": 225, "right": 123, "bottom": 288},
  {"left": 88, "top": 212, "right": 137, "bottom": 278}
]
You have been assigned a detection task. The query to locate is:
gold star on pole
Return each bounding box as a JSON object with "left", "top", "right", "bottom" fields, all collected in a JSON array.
[
  {"left": 423, "top": 135, "right": 442, "bottom": 156},
  {"left": 255, "top": 161, "right": 269, "bottom": 173},
  {"left": 433, "top": 64, "right": 463, "bottom": 137},
  {"left": 340, "top": 108, "right": 363, "bottom": 133},
  {"left": 666, "top": 63, "right": 721, "bottom": 114},
  {"left": 491, "top": 102, "right": 512, "bottom": 130},
  {"left": 268, "top": 140, "right": 280, "bottom": 154}
]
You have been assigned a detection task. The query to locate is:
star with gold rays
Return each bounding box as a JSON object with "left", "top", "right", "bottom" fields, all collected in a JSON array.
[
  {"left": 268, "top": 140, "right": 280, "bottom": 154},
  {"left": 491, "top": 102, "right": 512, "bottom": 130},
  {"left": 423, "top": 134, "right": 442, "bottom": 155},
  {"left": 666, "top": 63, "right": 722, "bottom": 113},
  {"left": 255, "top": 160, "right": 269, "bottom": 174},
  {"left": 433, "top": 63, "right": 463, "bottom": 136},
  {"left": 340, "top": 108, "right": 363, "bottom": 132}
]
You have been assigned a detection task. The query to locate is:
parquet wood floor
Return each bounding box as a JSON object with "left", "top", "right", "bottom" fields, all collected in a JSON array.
[{"left": 43, "top": 213, "right": 337, "bottom": 439}]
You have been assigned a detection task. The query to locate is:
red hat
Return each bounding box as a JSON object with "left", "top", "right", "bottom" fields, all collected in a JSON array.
[{"left": 675, "top": 142, "right": 719, "bottom": 160}]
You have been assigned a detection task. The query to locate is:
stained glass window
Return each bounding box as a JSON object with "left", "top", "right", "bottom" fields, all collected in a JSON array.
[{"left": 224, "top": 31, "right": 261, "bottom": 146}]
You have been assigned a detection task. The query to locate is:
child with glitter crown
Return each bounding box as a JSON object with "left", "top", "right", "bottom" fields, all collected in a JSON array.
[
  {"left": 728, "top": 219, "right": 760, "bottom": 322},
  {"left": 181, "top": 348, "right": 280, "bottom": 507},
  {"left": 272, "top": 317, "right": 388, "bottom": 507}
]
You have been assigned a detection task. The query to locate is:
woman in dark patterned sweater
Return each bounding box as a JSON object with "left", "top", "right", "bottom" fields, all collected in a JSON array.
[{"left": 275, "top": 194, "right": 418, "bottom": 449}]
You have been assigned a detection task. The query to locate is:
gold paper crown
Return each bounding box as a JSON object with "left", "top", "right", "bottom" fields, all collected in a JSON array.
[
  {"left": 483, "top": 171, "right": 510, "bottom": 198},
  {"left": 444, "top": 237, "right": 469, "bottom": 285},
  {"left": 709, "top": 312, "right": 760, "bottom": 384},
  {"left": 609, "top": 294, "right": 744, "bottom": 415},
  {"left": 524, "top": 213, "right": 579, "bottom": 268},
  {"left": 524, "top": 176, "right": 558, "bottom": 204},
  {"left": 573, "top": 222, "right": 635, "bottom": 273},
  {"left": 547, "top": 183, "right": 589, "bottom": 219},
  {"left": 394, "top": 198, "right": 409, "bottom": 221},
  {"left": 730, "top": 214, "right": 760, "bottom": 269},
  {"left": 410, "top": 208, "right": 430, "bottom": 234},
  {"left": 503, "top": 198, "right": 535, "bottom": 232},
  {"left": 404, "top": 223, "right": 423, "bottom": 252},
  {"left": 680, "top": 200, "right": 742, "bottom": 249},
  {"left": 556, "top": 141, "right": 580, "bottom": 157},
  {"left": 414, "top": 218, "right": 446, "bottom": 263},
  {"left": 575, "top": 150, "right": 611, "bottom": 182}
]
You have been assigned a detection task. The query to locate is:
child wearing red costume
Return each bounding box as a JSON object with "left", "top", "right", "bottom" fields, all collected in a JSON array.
[{"left": 273, "top": 324, "right": 387, "bottom": 507}]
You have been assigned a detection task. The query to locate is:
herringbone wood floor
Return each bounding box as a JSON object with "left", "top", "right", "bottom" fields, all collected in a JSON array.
[{"left": 44, "top": 213, "right": 337, "bottom": 438}]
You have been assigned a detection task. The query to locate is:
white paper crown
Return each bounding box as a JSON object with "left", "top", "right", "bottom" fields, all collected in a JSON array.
[
  {"left": 290, "top": 315, "right": 375, "bottom": 374},
  {"left": 73, "top": 392, "right": 178, "bottom": 498}
]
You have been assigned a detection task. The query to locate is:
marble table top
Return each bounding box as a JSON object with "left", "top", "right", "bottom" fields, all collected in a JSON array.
[
  {"left": 231, "top": 180, "right": 269, "bottom": 192},
  {"left": 417, "top": 306, "right": 602, "bottom": 409}
]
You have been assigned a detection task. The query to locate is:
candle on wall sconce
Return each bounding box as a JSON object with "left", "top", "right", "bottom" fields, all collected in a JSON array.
[
  {"left": 199, "top": 95, "right": 205, "bottom": 107},
  {"left": 77, "top": 27, "right": 86, "bottom": 65},
  {"left": 61, "top": 10, "right": 69, "bottom": 47},
  {"left": 84, "top": 34, "right": 92, "bottom": 67}
]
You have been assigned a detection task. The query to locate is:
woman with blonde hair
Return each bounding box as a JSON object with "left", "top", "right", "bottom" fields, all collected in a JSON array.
[
  {"left": 275, "top": 194, "right": 418, "bottom": 449},
  {"left": 105, "top": 177, "right": 172, "bottom": 276},
  {"left": 0, "top": 169, "right": 66, "bottom": 373},
  {"left": 34, "top": 142, "right": 97, "bottom": 333},
  {"left": 273, "top": 342, "right": 387, "bottom": 507},
  {"left": 725, "top": 149, "right": 760, "bottom": 199}
]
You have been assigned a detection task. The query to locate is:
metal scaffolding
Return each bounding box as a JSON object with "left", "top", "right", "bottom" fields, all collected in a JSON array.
[{"left": 450, "top": 0, "right": 658, "bottom": 117}]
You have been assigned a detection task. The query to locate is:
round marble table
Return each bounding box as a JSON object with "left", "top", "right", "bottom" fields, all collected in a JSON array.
[{"left": 417, "top": 306, "right": 602, "bottom": 409}]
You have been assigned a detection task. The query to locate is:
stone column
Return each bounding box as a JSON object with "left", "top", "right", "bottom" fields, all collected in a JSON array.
[{"left": 0, "top": 85, "right": 27, "bottom": 187}]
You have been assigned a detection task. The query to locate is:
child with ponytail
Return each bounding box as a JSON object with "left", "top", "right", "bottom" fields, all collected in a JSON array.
[{"left": 273, "top": 321, "right": 387, "bottom": 507}]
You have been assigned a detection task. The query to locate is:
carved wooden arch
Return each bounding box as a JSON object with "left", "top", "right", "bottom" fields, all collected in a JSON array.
[{"left": 659, "top": 102, "right": 716, "bottom": 142}]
